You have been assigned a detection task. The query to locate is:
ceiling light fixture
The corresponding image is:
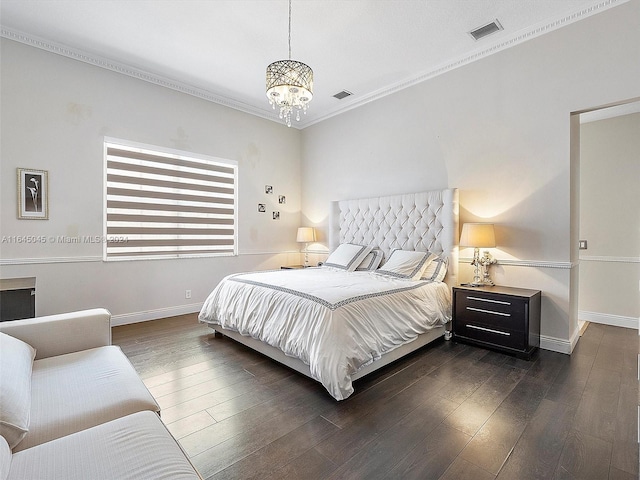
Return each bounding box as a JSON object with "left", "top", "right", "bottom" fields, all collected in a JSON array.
[{"left": 266, "top": 0, "right": 313, "bottom": 127}]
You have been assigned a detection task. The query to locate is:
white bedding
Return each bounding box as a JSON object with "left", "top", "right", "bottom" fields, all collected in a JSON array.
[{"left": 198, "top": 267, "right": 451, "bottom": 400}]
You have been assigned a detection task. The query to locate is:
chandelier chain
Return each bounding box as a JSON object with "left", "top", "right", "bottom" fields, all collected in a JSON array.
[{"left": 288, "top": 0, "right": 292, "bottom": 60}]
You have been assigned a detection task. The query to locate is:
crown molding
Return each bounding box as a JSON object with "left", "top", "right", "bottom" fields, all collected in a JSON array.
[
  {"left": 1, "top": 0, "right": 627, "bottom": 130},
  {"left": 302, "top": 0, "right": 627, "bottom": 128},
  {"left": 0, "top": 26, "right": 285, "bottom": 126}
]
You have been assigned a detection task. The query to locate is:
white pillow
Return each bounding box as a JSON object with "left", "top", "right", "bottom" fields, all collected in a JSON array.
[
  {"left": 376, "top": 250, "right": 436, "bottom": 280},
  {"left": 0, "top": 333, "right": 36, "bottom": 449},
  {"left": 422, "top": 255, "right": 448, "bottom": 282},
  {"left": 355, "top": 249, "right": 384, "bottom": 271},
  {"left": 324, "top": 244, "right": 373, "bottom": 272}
]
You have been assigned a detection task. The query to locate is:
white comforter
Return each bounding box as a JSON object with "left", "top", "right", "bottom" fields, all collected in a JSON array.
[{"left": 198, "top": 268, "right": 451, "bottom": 400}]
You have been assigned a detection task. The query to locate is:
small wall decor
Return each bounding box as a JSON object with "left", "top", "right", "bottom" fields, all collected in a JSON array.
[
  {"left": 273, "top": 211, "right": 280, "bottom": 220},
  {"left": 265, "top": 185, "right": 273, "bottom": 194},
  {"left": 257, "top": 203, "right": 266, "bottom": 213},
  {"left": 278, "top": 195, "right": 286, "bottom": 204},
  {"left": 17, "top": 168, "right": 49, "bottom": 219}
]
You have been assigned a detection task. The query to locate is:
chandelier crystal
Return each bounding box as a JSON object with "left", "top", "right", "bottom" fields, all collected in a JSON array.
[{"left": 266, "top": 0, "right": 313, "bottom": 127}]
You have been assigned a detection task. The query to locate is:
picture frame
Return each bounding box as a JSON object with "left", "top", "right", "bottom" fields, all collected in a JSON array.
[
  {"left": 278, "top": 195, "right": 286, "bottom": 204},
  {"left": 265, "top": 185, "right": 273, "bottom": 194},
  {"left": 273, "top": 211, "right": 280, "bottom": 220},
  {"left": 257, "top": 203, "right": 266, "bottom": 213},
  {"left": 17, "top": 168, "right": 49, "bottom": 220}
]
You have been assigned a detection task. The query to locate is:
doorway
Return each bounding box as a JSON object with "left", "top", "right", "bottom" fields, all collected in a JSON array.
[{"left": 573, "top": 100, "right": 640, "bottom": 335}]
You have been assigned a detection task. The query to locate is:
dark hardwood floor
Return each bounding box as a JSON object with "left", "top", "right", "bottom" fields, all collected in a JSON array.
[{"left": 112, "top": 315, "right": 639, "bottom": 480}]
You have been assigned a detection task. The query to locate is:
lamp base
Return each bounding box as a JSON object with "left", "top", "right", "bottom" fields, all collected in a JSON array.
[
  {"left": 468, "top": 247, "right": 483, "bottom": 286},
  {"left": 466, "top": 248, "right": 498, "bottom": 287},
  {"left": 480, "top": 250, "right": 497, "bottom": 286}
]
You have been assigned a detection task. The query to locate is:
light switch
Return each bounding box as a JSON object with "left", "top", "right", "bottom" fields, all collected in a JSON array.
[{"left": 579, "top": 240, "right": 588, "bottom": 250}]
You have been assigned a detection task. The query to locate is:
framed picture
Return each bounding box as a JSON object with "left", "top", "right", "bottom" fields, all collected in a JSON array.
[
  {"left": 265, "top": 185, "right": 273, "bottom": 194},
  {"left": 17, "top": 168, "right": 49, "bottom": 219},
  {"left": 257, "top": 203, "right": 266, "bottom": 213},
  {"left": 273, "top": 211, "right": 280, "bottom": 220},
  {"left": 278, "top": 195, "right": 286, "bottom": 204}
]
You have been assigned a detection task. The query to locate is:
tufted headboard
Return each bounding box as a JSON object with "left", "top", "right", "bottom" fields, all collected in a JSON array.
[{"left": 329, "top": 189, "right": 459, "bottom": 287}]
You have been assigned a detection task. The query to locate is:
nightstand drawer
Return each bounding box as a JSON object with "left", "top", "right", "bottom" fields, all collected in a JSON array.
[
  {"left": 455, "top": 322, "right": 526, "bottom": 350},
  {"left": 455, "top": 294, "right": 527, "bottom": 332}
]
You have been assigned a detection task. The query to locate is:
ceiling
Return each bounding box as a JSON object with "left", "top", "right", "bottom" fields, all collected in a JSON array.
[{"left": 0, "top": 0, "right": 625, "bottom": 129}]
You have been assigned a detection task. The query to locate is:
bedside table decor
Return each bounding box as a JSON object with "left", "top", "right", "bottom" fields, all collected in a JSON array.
[
  {"left": 460, "top": 223, "right": 497, "bottom": 286},
  {"left": 296, "top": 227, "right": 316, "bottom": 267},
  {"left": 452, "top": 285, "right": 541, "bottom": 359}
]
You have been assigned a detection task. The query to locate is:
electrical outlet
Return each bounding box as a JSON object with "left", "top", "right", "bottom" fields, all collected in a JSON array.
[
  {"left": 185, "top": 290, "right": 191, "bottom": 299},
  {"left": 579, "top": 240, "right": 588, "bottom": 250}
]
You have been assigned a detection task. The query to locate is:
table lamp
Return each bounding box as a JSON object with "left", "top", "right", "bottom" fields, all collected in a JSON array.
[
  {"left": 296, "top": 227, "right": 316, "bottom": 267},
  {"left": 460, "top": 223, "right": 497, "bottom": 286}
]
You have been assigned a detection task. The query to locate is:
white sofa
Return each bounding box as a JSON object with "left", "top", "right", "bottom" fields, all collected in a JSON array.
[{"left": 0, "top": 309, "right": 201, "bottom": 480}]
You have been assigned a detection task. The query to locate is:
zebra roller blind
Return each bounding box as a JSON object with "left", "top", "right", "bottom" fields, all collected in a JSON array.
[{"left": 104, "top": 139, "right": 237, "bottom": 260}]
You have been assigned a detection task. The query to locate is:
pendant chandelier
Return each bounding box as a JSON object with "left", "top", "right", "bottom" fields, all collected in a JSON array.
[{"left": 266, "top": 0, "right": 313, "bottom": 127}]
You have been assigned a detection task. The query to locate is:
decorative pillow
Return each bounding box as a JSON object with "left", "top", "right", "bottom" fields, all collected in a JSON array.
[
  {"left": 421, "top": 255, "right": 449, "bottom": 282},
  {"left": 376, "top": 250, "right": 437, "bottom": 280},
  {"left": 355, "top": 249, "right": 384, "bottom": 271},
  {"left": 0, "top": 333, "right": 36, "bottom": 449},
  {"left": 323, "top": 243, "right": 373, "bottom": 272}
]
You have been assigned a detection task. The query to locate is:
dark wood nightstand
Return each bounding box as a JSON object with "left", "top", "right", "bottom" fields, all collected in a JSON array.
[
  {"left": 452, "top": 285, "right": 541, "bottom": 359},
  {"left": 281, "top": 265, "right": 305, "bottom": 269}
]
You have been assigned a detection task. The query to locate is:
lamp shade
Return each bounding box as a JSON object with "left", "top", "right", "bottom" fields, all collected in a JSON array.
[
  {"left": 460, "top": 223, "right": 496, "bottom": 248},
  {"left": 296, "top": 227, "right": 316, "bottom": 243}
]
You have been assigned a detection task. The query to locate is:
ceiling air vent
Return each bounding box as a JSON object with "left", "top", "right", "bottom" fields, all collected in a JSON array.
[
  {"left": 469, "top": 19, "right": 503, "bottom": 41},
  {"left": 333, "top": 90, "right": 353, "bottom": 100}
]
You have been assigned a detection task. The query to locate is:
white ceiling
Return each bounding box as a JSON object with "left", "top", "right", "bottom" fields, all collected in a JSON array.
[{"left": 0, "top": 0, "right": 626, "bottom": 128}]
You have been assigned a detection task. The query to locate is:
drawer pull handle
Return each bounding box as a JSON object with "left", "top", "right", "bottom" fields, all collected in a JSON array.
[
  {"left": 466, "top": 324, "right": 511, "bottom": 336},
  {"left": 467, "top": 296, "right": 511, "bottom": 306},
  {"left": 466, "top": 307, "right": 511, "bottom": 317}
]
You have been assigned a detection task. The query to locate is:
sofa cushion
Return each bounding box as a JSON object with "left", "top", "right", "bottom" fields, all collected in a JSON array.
[
  {"left": 8, "top": 411, "right": 200, "bottom": 480},
  {"left": 13, "top": 345, "right": 160, "bottom": 452},
  {"left": 0, "top": 436, "right": 11, "bottom": 480},
  {"left": 0, "top": 333, "right": 36, "bottom": 449}
]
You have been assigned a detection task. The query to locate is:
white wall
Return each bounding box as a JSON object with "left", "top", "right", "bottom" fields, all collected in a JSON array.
[
  {"left": 301, "top": 0, "right": 640, "bottom": 352},
  {"left": 579, "top": 113, "right": 640, "bottom": 328},
  {"left": 0, "top": 39, "right": 303, "bottom": 324}
]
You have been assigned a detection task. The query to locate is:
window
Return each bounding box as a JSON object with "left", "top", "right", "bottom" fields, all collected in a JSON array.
[{"left": 104, "top": 138, "right": 237, "bottom": 261}]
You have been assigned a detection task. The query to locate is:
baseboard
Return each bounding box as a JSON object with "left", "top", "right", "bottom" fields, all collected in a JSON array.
[
  {"left": 579, "top": 310, "right": 638, "bottom": 330},
  {"left": 110, "top": 303, "right": 203, "bottom": 326},
  {"left": 540, "top": 330, "right": 579, "bottom": 354},
  {"left": 578, "top": 320, "right": 590, "bottom": 336}
]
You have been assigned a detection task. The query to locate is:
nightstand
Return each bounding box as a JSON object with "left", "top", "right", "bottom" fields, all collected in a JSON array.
[
  {"left": 281, "top": 265, "right": 305, "bottom": 269},
  {"left": 452, "top": 285, "right": 541, "bottom": 359}
]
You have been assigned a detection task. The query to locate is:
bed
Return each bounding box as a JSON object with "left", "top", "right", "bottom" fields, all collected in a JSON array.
[{"left": 199, "top": 188, "right": 459, "bottom": 400}]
